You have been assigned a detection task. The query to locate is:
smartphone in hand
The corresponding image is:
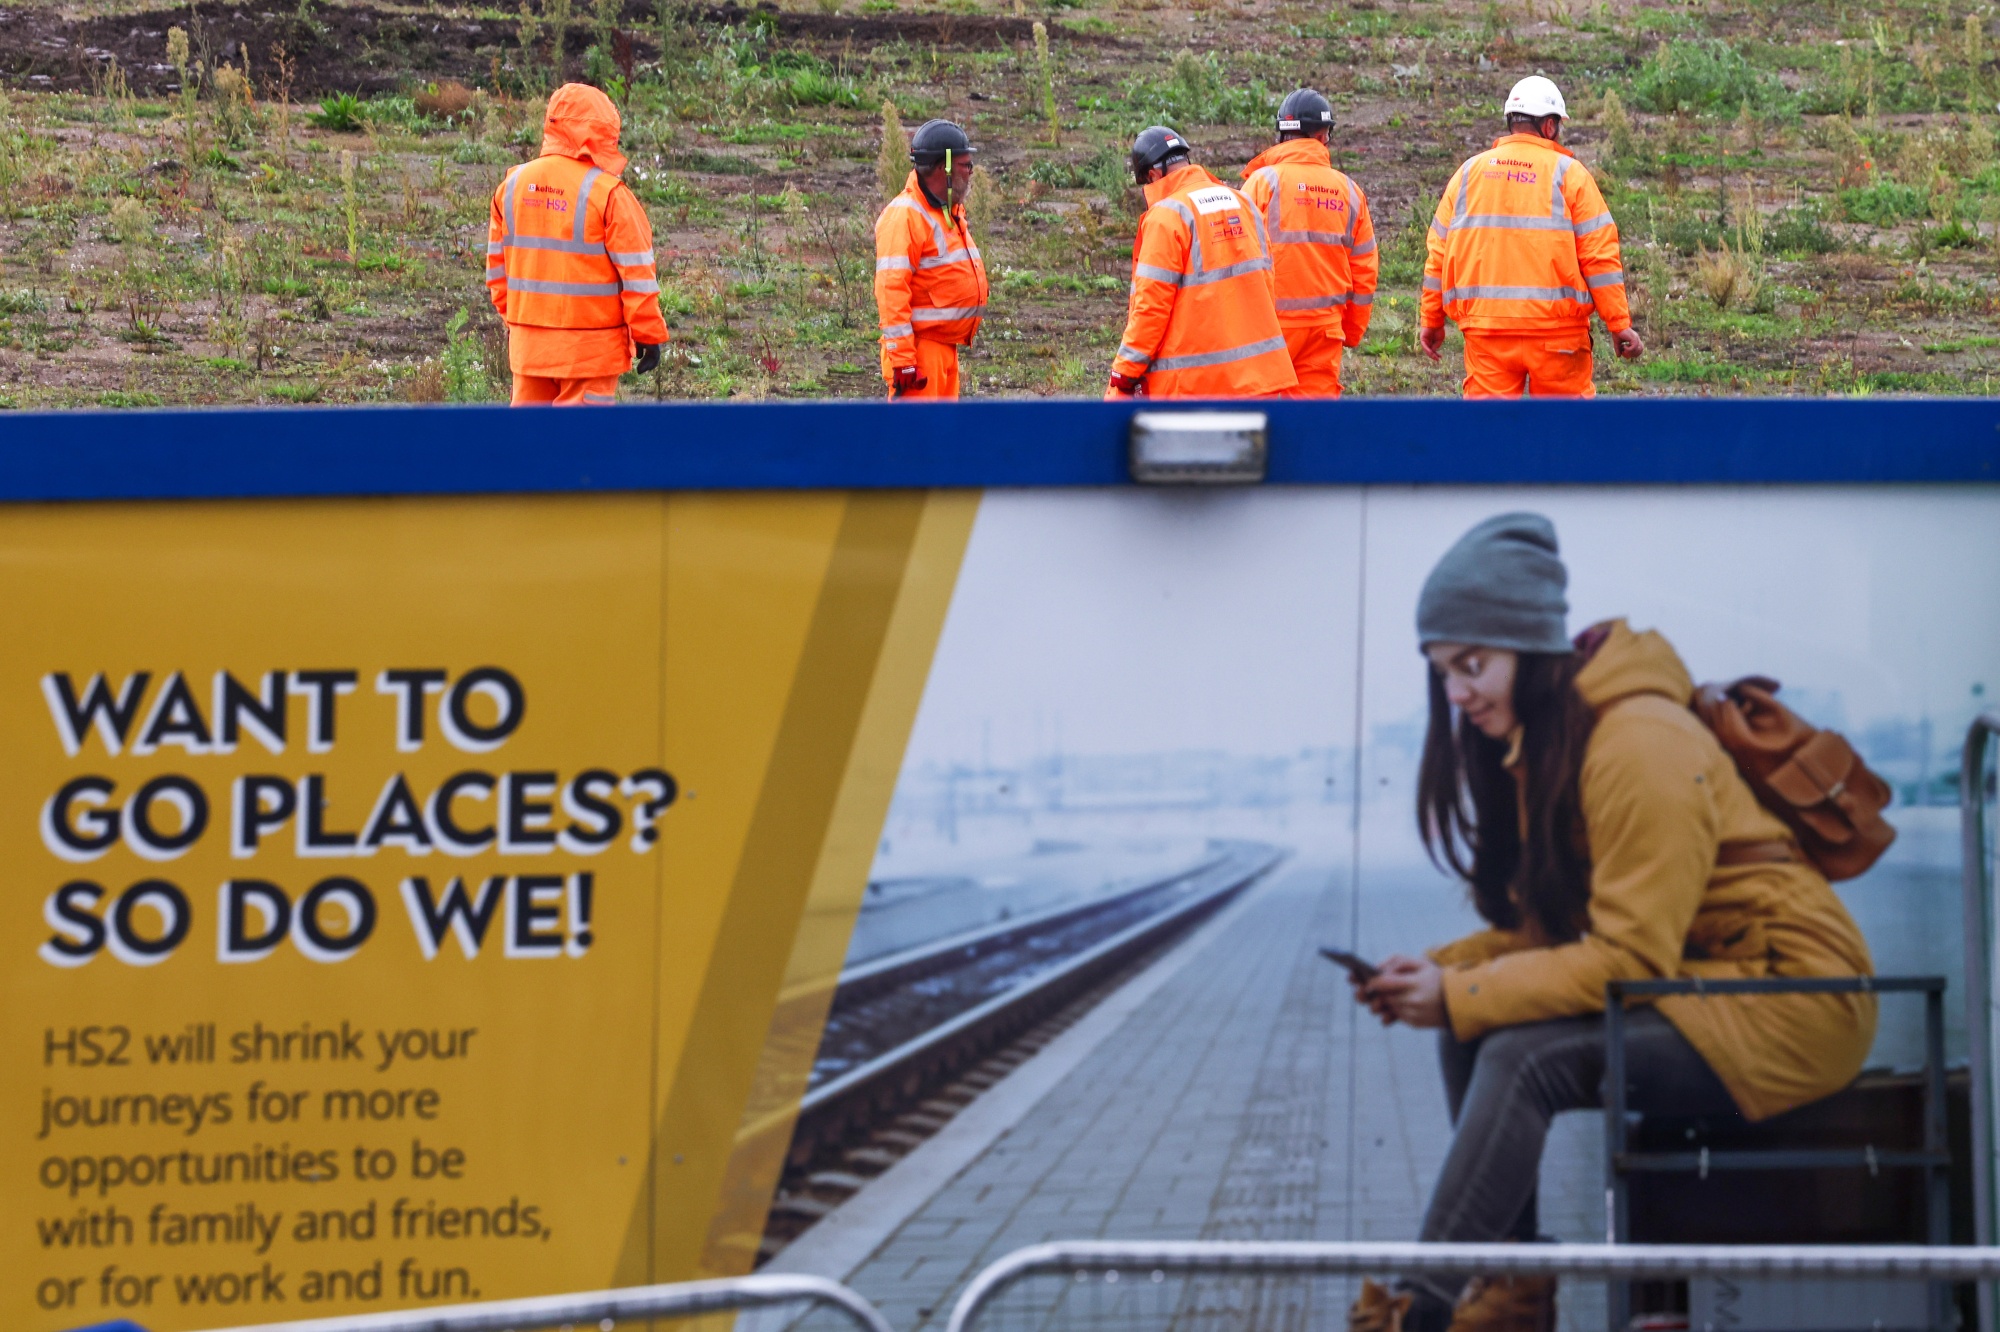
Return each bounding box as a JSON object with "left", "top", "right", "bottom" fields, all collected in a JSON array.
[{"left": 1318, "top": 946, "right": 1379, "bottom": 985}]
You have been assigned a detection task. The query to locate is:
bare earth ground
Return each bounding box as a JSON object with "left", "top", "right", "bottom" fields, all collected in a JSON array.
[{"left": 0, "top": 0, "right": 1995, "bottom": 405}]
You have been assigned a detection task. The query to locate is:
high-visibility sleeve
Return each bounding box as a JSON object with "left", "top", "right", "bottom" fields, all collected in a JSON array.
[
  {"left": 1565, "top": 169, "right": 1631, "bottom": 333},
  {"left": 874, "top": 206, "right": 922, "bottom": 371},
  {"left": 604, "top": 183, "right": 669, "bottom": 346},
  {"left": 1420, "top": 169, "right": 1457, "bottom": 331},
  {"left": 486, "top": 180, "right": 510, "bottom": 320},
  {"left": 1343, "top": 183, "right": 1378, "bottom": 347},
  {"left": 1111, "top": 208, "right": 1188, "bottom": 380}
]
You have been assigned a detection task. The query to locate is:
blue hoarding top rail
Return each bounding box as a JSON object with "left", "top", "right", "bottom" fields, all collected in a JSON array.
[{"left": 0, "top": 398, "right": 1995, "bottom": 500}]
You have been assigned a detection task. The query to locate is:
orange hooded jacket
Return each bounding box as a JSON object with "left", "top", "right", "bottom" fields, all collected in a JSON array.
[
  {"left": 1419, "top": 132, "right": 1630, "bottom": 336},
  {"left": 874, "top": 170, "right": 988, "bottom": 378},
  {"left": 1110, "top": 163, "right": 1296, "bottom": 399},
  {"left": 1240, "top": 138, "right": 1377, "bottom": 346},
  {"left": 487, "top": 84, "right": 669, "bottom": 378}
]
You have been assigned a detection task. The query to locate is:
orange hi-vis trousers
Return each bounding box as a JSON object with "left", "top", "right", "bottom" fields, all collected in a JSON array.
[
  {"left": 883, "top": 337, "right": 961, "bottom": 400},
  {"left": 512, "top": 374, "right": 621, "bottom": 405},
  {"left": 1461, "top": 331, "right": 1595, "bottom": 399},
  {"left": 1283, "top": 325, "right": 1347, "bottom": 398}
]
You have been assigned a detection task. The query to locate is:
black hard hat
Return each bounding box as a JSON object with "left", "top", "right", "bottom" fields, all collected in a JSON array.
[
  {"left": 1277, "top": 88, "right": 1334, "bottom": 136},
  {"left": 1129, "top": 125, "right": 1190, "bottom": 185},
  {"left": 910, "top": 119, "right": 976, "bottom": 168}
]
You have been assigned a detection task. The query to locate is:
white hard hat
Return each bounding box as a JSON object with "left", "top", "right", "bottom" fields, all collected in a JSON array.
[{"left": 1504, "top": 75, "right": 1568, "bottom": 120}]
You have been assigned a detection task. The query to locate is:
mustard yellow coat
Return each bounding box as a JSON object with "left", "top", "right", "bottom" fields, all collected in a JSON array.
[{"left": 1433, "top": 620, "right": 1877, "bottom": 1122}]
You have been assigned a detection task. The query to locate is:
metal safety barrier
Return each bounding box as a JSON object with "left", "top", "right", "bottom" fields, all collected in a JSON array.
[
  {"left": 179, "top": 1273, "right": 894, "bottom": 1332},
  {"left": 945, "top": 1241, "right": 2000, "bottom": 1332},
  {"left": 1965, "top": 713, "right": 2000, "bottom": 1332}
]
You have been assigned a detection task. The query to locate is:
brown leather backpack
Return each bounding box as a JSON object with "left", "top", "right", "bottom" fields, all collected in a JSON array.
[{"left": 1692, "top": 675, "right": 1897, "bottom": 880}]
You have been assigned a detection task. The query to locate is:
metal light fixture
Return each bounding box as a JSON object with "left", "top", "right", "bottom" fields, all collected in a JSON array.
[{"left": 1127, "top": 411, "right": 1268, "bottom": 485}]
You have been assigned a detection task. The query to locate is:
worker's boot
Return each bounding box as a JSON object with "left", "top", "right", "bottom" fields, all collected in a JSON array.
[
  {"left": 1445, "top": 1275, "right": 1557, "bottom": 1332},
  {"left": 1349, "top": 1279, "right": 1414, "bottom": 1332}
]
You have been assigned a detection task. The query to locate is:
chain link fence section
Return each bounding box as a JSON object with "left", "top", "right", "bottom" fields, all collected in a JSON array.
[
  {"left": 945, "top": 1241, "right": 2000, "bottom": 1332},
  {"left": 184, "top": 1273, "right": 894, "bottom": 1332}
]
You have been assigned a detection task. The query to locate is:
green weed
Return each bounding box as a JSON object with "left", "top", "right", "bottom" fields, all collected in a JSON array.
[
  {"left": 310, "top": 93, "right": 366, "bottom": 132},
  {"left": 1630, "top": 40, "right": 1789, "bottom": 116},
  {"left": 1840, "top": 181, "right": 1928, "bottom": 225},
  {"left": 1123, "top": 50, "right": 1273, "bottom": 127}
]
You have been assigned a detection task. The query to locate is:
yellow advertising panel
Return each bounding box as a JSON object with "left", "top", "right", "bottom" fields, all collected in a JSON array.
[{"left": 4, "top": 492, "right": 973, "bottom": 1330}]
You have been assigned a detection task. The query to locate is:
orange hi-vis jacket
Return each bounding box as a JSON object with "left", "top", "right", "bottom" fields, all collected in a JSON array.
[
  {"left": 1420, "top": 132, "right": 1631, "bottom": 336},
  {"left": 875, "top": 172, "right": 988, "bottom": 370},
  {"left": 1111, "top": 163, "right": 1297, "bottom": 398},
  {"left": 487, "top": 84, "right": 667, "bottom": 377},
  {"left": 1240, "top": 138, "right": 1378, "bottom": 346}
]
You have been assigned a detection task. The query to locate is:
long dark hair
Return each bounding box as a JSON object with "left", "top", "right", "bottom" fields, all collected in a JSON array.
[{"left": 1416, "top": 651, "right": 1598, "bottom": 942}]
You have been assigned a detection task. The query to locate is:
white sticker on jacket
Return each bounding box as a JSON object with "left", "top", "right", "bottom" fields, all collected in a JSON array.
[{"left": 1188, "top": 186, "right": 1245, "bottom": 214}]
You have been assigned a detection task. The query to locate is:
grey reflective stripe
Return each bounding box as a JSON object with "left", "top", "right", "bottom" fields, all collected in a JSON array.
[
  {"left": 1550, "top": 154, "right": 1569, "bottom": 222},
  {"left": 1161, "top": 197, "right": 1203, "bottom": 276},
  {"left": 912, "top": 305, "right": 985, "bottom": 320},
  {"left": 622, "top": 278, "right": 660, "bottom": 294},
  {"left": 1440, "top": 284, "right": 1590, "bottom": 304},
  {"left": 1184, "top": 255, "right": 1272, "bottom": 287},
  {"left": 1351, "top": 238, "right": 1377, "bottom": 257},
  {"left": 1264, "top": 227, "right": 1344, "bottom": 245},
  {"left": 502, "top": 165, "right": 526, "bottom": 247},
  {"left": 1350, "top": 292, "right": 1375, "bottom": 305},
  {"left": 1275, "top": 293, "right": 1350, "bottom": 311},
  {"left": 877, "top": 255, "right": 913, "bottom": 271},
  {"left": 1430, "top": 220, "right": 1449, "bottom": 239},
  {"left": 880, "top": 322, "right": 914, "bottom": 338},
  {"left": 1422, "top": 276, "right": 1443, "bottom": 291},
  {"left": 919, "top": 248, "right": 979, "bottom": 269},
  {"left": 884, "top": 196, "right": 951, "bottom": 260},
  {"left": 574, "top": 167, "right": 602, "bottom": 245},
  {"left": 508, "top": 234, "right": 612, "bottom": 255},
  {"left": 1450, "top": 156, "right": 1478, "bottom": 227},
  {"left": 507, "top": 277, "right": 623, "bottom": 297},
  {"left": 486, "top": 242, "right": 505, "bottom": 257},
  {"left": 1133, "top": 262, "right": 1183, "bottom": 285},
  {"left": 1586, "top": 270, "right": 1625, "bottom": 288},
  {"left": 485, "top": 265, "right": 507, "bottom": 281},
  {"left": 607, "top": 248, "right": 654, "bottom": 266},
  {"left": 1456, "top": 213, "right": 1572, "bottom": 231},
  {"left": 1573, "top": 212, "right": 1616, "bottom": 236},
  {"left": 1151, "top": 334, "right": 1288, "bottom": 374},
  {"left": 1116, "top": 343, "right": 1152, "bottom": 368},
  {"left": 1341, "top": 179, "right": 1361, "bottom": 246},
  {"left": 582, "top": 392, "right": 618, "bottom": 403}
]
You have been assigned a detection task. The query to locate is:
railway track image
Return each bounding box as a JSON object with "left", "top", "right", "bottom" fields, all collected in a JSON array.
[{"left": 758, "top": 840, "right": 1287, "bottom": 1261}]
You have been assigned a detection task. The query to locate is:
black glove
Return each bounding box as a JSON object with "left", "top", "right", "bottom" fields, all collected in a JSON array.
[
  {"left": 892, "top": 366, "right": 928, "bottom": 398},
  {"left": 632, "top": 342, "right": 662, "bottom": 374}
]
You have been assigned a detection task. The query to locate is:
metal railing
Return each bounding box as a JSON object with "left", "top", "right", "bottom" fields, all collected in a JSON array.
[
  {"left": 1965, "top": 713, "right": 2000, "bottom": 1332},
  {"left": 184, "top": 1273, "right": 894, "bottom": 1332},
  {"left": 945, "top": 1241, "right": 2000, "bottom": 1332}
]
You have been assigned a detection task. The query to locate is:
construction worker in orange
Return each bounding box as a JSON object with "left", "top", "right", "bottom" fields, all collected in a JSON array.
[
  {"left": 875, "top": 120, "right": 988, "bottom": 400},
  {"left": 1108, "top": 127, "right": 1296, "bottom": 400},
  {"left": 486, "top": 83, "right": 666, "bottom": 406},
  {"left": 1241, "top": 90, "right": 1377, "bottom": 397},
  {"left": 1418, "top": 76, "right": 1643, "bottom": 398}
]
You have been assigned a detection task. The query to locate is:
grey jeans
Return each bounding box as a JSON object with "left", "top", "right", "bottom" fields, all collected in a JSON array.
[{"left": 1401, "top": 1009, "right": 1741, "bottom": 1320}]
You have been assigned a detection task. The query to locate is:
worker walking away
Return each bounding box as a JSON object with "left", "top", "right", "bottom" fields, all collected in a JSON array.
[
  {"left": 876, "top": 119, "right": 989, "bottom": 400},
  {"left": 1418, "top": 76, "right": 1642, "bottom": 399},
  {"left": 1241, "top": 89, "right": 1377, "bottom": 397},
  {"left": 487, "top": 82, "right": 667, "bottom": 406},
  {"left": 1108, "top": 127, "right": 1296, "bottom": 400}
]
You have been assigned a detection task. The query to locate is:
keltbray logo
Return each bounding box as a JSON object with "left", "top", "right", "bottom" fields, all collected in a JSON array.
[{"left": 33, "top": 667, "right": 680, "bottom": 969}]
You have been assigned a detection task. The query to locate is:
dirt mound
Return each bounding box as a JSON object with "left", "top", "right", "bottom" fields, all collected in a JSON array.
[{"left": 0, "top": 1, "right": 1113, "bottom": 97}]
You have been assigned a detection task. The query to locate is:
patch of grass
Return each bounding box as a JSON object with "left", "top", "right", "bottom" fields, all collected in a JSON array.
[
  {"left": 1840, "top": 182, "right": 1928, "bottom": 226},
  {"left": 264, "top": 381, "right": 324, "bottom": 403},
  {"left": 94, "top": 390, "right": 163, "bottom": 407},
  {"left": 1922, "top": 335, "right": 2000, "bottom": 354},
  {"left": 309, "top": 93, "right": 366, "bottom": 132},
  {"left": 1766, "top": 204, "right": 1842, "bottom": 255},
  {"left": 1122, "top": 50, "right": 1274, "bottom": 127},
  {"left": 1629, "top": 40, "right": 1790, "bottom": 116}
]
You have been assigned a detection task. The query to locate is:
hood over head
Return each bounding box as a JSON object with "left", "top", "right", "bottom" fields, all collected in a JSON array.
[
  {"left": 1574, "top": 618, "right": 1693, "bottom": 712},
  {"left": 541, "top": 83, "right": 626, "bottom": 175}
]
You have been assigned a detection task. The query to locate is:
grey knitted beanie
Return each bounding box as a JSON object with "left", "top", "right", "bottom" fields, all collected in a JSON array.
[{"left": 1416, "top": 512, "right": 1571, "bottom": 653}]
